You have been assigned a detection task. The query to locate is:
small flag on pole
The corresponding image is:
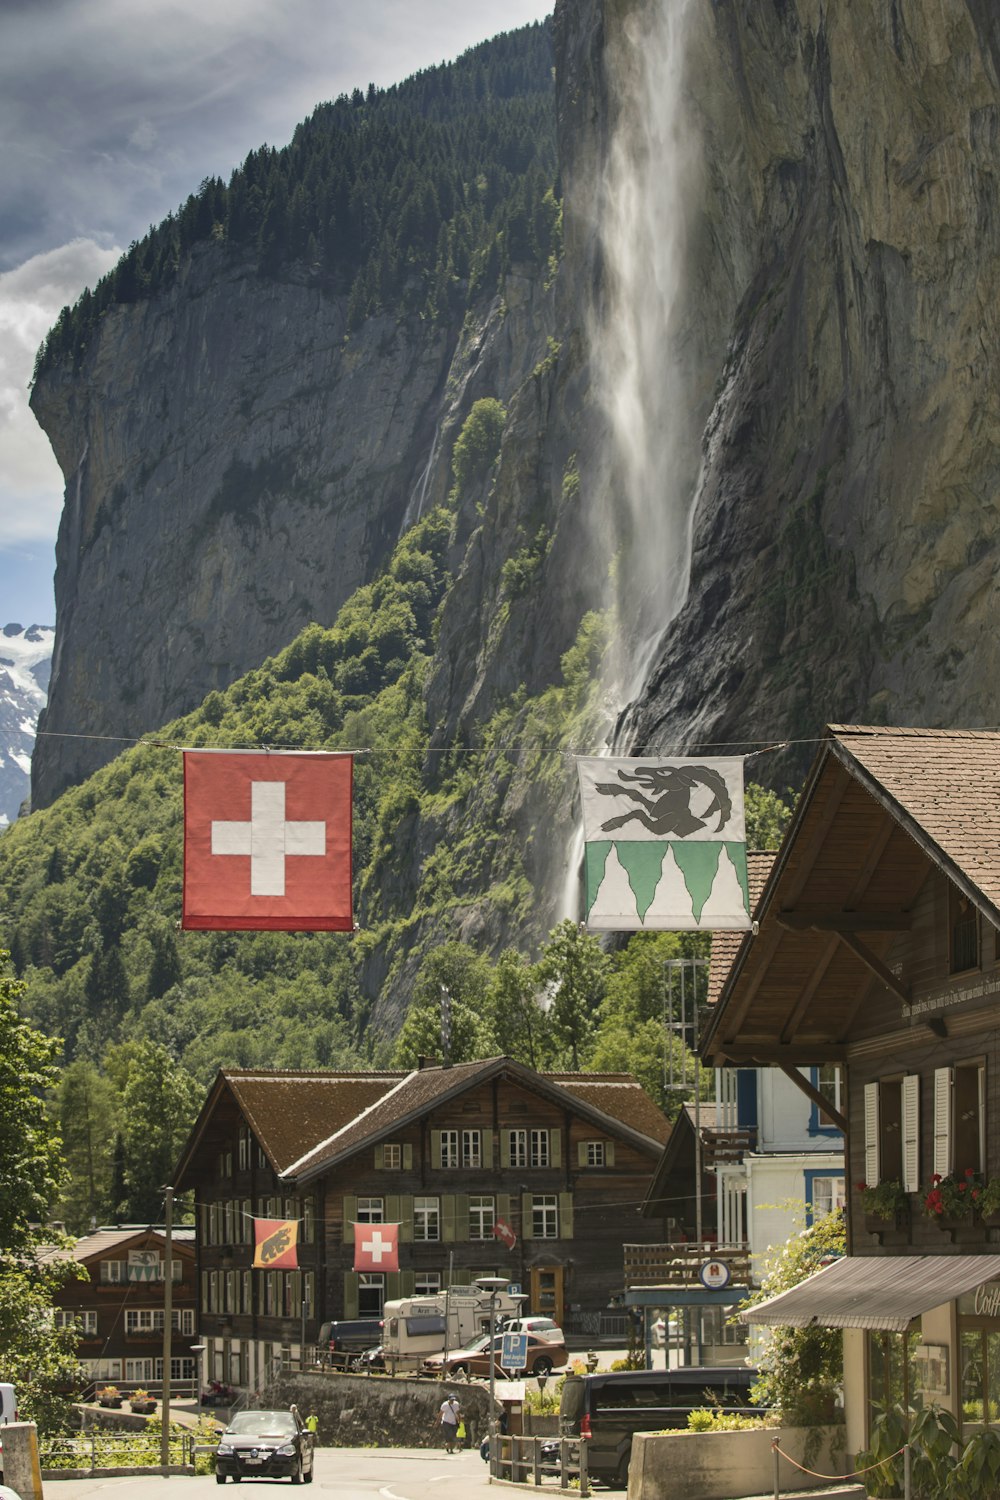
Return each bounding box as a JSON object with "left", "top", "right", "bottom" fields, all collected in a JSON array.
[
  {"left": 353, "top": 1223, "right": 399, "bottom": 1272},
  {"left": 577, "top": 756, "right": 751, "bottom": 931},
  {"left": 182, "top": 749, "right": 353, "bottom": 931},
  {"left": 253, "top": 1218, "right": 299, "bottom": 1270}
]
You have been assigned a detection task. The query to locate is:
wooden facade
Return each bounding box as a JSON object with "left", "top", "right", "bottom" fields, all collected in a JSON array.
[{"left": 175, "top": 1058, "right": 669, "bottom": 1393}]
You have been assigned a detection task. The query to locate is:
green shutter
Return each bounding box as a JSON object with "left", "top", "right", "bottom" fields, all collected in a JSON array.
[
  {"left": 501, "top": 1129, "right": 513, "bottom": 1168},
  {"left": 453, "top": 1266, "right": 472, "bottom": 1285},
  {"left": 482, "top": 1129, "right": 494, "bottom": 1169},
  {"left": 386, "top": 1195, "right": 401, "bottom": 1226},
  {"left": 522, "top": 1192, "right": 533, "bottom": 1237},
  {"left": 578, "top": 1141, "right": 588, "bottom": 1167},
  {"left": 399, "top": 1195, "right": 414, "bottom": 1242},
  {"left": 497, "top": 1193, "right": 511, "bottom": 1225},
  {"left": 559, "top": 1193, "right": 574, "bottom": 1239},
  {"left": 431, "top": 1131, "right": 443, "bottom": 1170},
  {"left": 343, "top": 1196, "right": 357, "bottom": 1244},
  {"left": 403, "top": 1143, "right": 413, "bottom": 1170},
  {"left": 455, "top": 1194, "right": 470, "bottom": 1240},
  {"left": 386, "top": 1271, "right": 401, "bottom": 1300},
  {"left": 551, "top": 1129, "right": 562, "bottom": 1168},
  {"left": 606, "top": 1140, "right": 615, "bottom": 1167},
  {"left": 375, "top": 1144, "right": 384, "bottom": 1169},
  {"left": 400, "top": 1270, "right": 416, "bottom": 1296},
  {"left": 442, "top": 1195, "right": 456, "bottom": 1242},
  {"left": 343, "top": 1273, "right": 359, "bottom": 1318}
]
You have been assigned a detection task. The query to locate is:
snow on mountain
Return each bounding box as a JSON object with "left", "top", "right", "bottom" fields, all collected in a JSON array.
[{"left": 0, "top": 623, "right": 55, "bottom": 827}]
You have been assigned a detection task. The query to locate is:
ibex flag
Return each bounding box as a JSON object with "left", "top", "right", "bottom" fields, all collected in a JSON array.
[
  {"left": 577, "top": 757, "right": 751, "bottom": 931},
  {"left": 253, "top": 1218, "right": 299, "bottom": 1270},
  {"left": 182, "top": 750, "right": 353, "bottom": 931}
]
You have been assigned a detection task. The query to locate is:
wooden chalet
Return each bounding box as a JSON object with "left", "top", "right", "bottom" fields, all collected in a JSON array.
[
  {"left": 700, "top": 725, "right": 1000, "bottom": 1454},
  {"left": 173, "top": 1056, "right": 670, "bottom": 1394}
]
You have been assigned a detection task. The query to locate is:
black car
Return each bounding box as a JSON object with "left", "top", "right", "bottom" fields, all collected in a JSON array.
[{"left": 214, "top": 1409, "right": 314, "bottom": 1485}]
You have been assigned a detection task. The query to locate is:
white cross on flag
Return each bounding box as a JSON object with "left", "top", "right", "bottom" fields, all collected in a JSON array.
[
  {"left": 182, "top": 750, "right": 353, "bottom": 931},
  {"left": 353, "top": 1222, "right": 399, "bottom": 1273}
]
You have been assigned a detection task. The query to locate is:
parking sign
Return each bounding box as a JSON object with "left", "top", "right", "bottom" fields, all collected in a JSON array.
[{"left": 500, "top": 1332, "right": 529, "bottom": 1371}]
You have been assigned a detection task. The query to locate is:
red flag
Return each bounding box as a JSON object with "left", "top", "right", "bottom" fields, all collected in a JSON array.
[
  {"left": 253, "top": 1218, "right": 299, "bottom": 1270},
  {"left": 182, "top": 750, "right": 353, "bottom": 931},
  {"left": 353, "top": 1223, "right": 399, "bottom": 1272},
  {"left": 493, "top": 1218, "right": 517, "bottom": 1251}
]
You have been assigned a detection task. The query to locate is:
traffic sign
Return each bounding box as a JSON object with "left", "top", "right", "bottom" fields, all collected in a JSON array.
[{"left": 501, "top": 1332, "right": 529, "bottom": 1371}]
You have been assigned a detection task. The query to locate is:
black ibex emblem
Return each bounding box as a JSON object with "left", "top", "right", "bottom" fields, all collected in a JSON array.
[{"left": 594, "top": 764, "right": 733, "bottom": 838}]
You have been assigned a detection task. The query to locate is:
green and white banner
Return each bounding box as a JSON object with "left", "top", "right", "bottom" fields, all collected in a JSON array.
[{"left": 577, "top": 756, "right": 751, "bottom": 931}]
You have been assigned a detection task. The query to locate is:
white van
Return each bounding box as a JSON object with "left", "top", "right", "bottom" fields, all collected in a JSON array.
[
  {"left": 0, "top": 1387, "right": 14, "bottom": 1426},
  {"left": 382, "top": 1286, "right": 524, "bottom": 1370}
]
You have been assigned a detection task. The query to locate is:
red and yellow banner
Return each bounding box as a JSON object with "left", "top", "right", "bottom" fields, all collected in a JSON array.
[{"left": 253, "top": 1218, "right": 299, "bottom": 1270}]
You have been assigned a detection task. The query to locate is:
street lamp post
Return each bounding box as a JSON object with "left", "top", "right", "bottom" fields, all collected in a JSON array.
[
  {"left": 190, "top": 1344, "right": 206, "bottom": 1423},
  {"left": 476, "top": 1275, "right": 510, "bottom": 1479}
]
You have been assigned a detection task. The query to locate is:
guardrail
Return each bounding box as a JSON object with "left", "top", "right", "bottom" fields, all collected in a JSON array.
[
  {"left": 40, "top": 1431, "right": 197, "bottom": 1474},
  {"left": 495, "top": 1435, "right": 589, "bottom": 1495}
]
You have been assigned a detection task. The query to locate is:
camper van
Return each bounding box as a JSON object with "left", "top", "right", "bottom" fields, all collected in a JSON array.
[{"left": 382, "top": 1286, "right": 524, "bottom": 1371}]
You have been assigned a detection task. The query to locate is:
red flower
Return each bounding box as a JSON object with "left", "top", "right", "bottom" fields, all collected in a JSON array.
[{"left": 966, "top": 1168, "right": 976, "bottom": 1179}]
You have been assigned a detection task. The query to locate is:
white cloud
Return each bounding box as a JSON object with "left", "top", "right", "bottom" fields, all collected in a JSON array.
[{"left": 0, "top": 239, "right": 120, "bottom": 544}]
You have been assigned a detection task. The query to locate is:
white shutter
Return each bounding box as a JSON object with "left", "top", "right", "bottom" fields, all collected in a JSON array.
[
  {"left": 864, "top": 1083, "right": 880, "bottom": 1184},
  {"left": 902, "top": 1074, "right": 920, "bottom": 1192},
  {"left": 933, "top": 1067, "right": 953, "bottom": 1177}
]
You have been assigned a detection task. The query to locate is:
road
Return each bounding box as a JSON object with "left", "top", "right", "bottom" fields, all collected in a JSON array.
[{"left": 35, "top": 1447, "right": 493, "bottom": 1500}]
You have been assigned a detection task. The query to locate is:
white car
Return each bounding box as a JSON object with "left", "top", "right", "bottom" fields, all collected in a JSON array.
[
  {"left": 651, "top": 1316, "right": 667, "bottom": 1348},
  {"left": 502, "top": 1316, "right": 565, "bottom": 1344}
]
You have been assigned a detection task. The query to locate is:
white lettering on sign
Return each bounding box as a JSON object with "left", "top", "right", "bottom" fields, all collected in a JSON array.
[
  {"left": 211, "top": 781, "right": 325, "bottom": 896},
  {"left": 974, "top": 1283, "right": 1000, "bottom": 1318},
  {"left": 361, "top": 1230, "right": 393, "bottom": 1264}
]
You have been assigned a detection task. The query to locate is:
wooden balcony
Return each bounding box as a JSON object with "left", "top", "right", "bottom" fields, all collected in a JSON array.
[
  {"left": 623, "top": 1241, "right": 752, "bottom": 1289},
  {"left": 700, "top": 1126, "right": 757, "bottom": 1168}
]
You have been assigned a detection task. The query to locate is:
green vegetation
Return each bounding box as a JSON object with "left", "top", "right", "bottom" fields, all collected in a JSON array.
[{"left": 34, "top": 23, "right": 558, "bottom": 378}]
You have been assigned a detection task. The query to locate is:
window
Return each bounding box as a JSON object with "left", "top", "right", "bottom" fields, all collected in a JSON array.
[
  {"left": 303, "top": 1197, "right": 315, "bottom": 1244},
  {"left": 358, "top": 1273, "right": 385, "bottom": 1316},
  {"left": 383, "top": 1143, "right": 401, "bottom": 1170},
  {"left": 585, "top": 1141, "right": 606, "bottom": 1167},
  {"left": 415, "top": 1272, "right": 441, "bottom": 1296},
  {"left": 804, "top": 1172, "right": 846, "bottom": 1226},
  {"left": 414, "top": 1197, "right": 440, "bottom": 1241},
  {"left": 56, "top": 1310, "right": 97, "bottom": 1335},
  {"left": 440, "top": 1130, "right": 459, "bottom": 1168},
  {"left": 125, "top": 1309, "right": 194, "bottom": 1336},
  {"left": 951, "top": 887, "right": 980, "bottom": 973},
  {"left": 100, "top": 1260, "right": 125, "bottom": 1284},
  {"left": 462, "top": 1129, "right": 482, "bottom": 1168},
  {"left": 357, "top": 1197, "right": 384, "bottom": 1223},
  {"left": 238, "top": 1128, "right": 249, "bottom": 1171},
  {"left": 530, "top": 1130, "right": 549, "bottom": 1168},
  {"left": 469, "top": 1196, "right": 495, "bottom": 1240},
  {"left": 126, "top": 1358, "right": 156, "bottom": 1383},
  {"left": 508, "top": 1130, "right": 528, "bottom": 1168},
  {"left": 531, "top": 1195, "right": 558, "bottom": 1239},
  {"left": 808, "top": 1065, "right": 844, "bottom": 1135}
]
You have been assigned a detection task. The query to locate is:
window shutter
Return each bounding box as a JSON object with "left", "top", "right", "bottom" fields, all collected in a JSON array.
[
  {"left": 482, "top": 1129, "right": 494, "bottom": 1169},
  {"left": 578, "top": 1141, "right": 588, "bottom": 1167},
  {"left": 375, "top": 1144, "right": 384, "bottom": 1169},
  {"left": 864, "top": 1084, "right": 880, "bottom": 1185},
  {"left": 521, "top": 1192, "right": 533, "bottom": 1236},
  {"left": 431, "top": 1131, "right": 443, "bottom": 1170},
  {"left": 343, "top": 1195, "right": 357, "bottom": 1244},
  {"left": 902, "top": 1075, "right": 920, "bottom": 1193},
  {"left": 934, "top": 1068, "right": 953, "bottom": 1177},
  {"left": 455, "top": 1194, "right": 470, "bottom": 1239},
  {"left": 559, "top": 1193, "right": 574, "bottom": 1239},
  {"left": 403, "top": 1144, "right": 413, "bottom": 1171},
  {"left": 399, "top": 1195, "right": 414, "bottom": 1243},
  {"left": 501, "top": 1130, "right": 513, "bottom": 1168},
  {"left": 442, "top": 1196, "right": 456, "bottom": 1242},
  {"left": 386, "top": 1272, "right": 401, "bottom": 1300},
  {"left": 606, "top": 1140, "right": 615, "bottom": 1167},
  {"left": 385, "top": 1195, "right": 401, "bottom": 1225},
  {"left": 400, "top": 1270, "right": 415, "bottom": 1296},
  {"left": 343, "top": 1273, "right": 359, "bottom": 1319},
  {"left": 453, "top": 1266, "right": 472, "bottom": 1285},
  {"left": 497, "top": 1193, "right": 511, "bottom": 1224},
  {"left": 550, "top": 1129, "right": 562, "bottom": 1167}
]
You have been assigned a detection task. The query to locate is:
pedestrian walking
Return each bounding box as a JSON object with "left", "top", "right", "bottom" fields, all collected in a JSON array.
[{"left": 436, "top": 1392, "right": 461, "bottom": 1452}]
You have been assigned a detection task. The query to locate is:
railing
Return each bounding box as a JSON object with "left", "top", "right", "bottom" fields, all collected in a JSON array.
[
  {"left": 495, "top": 1434, "right": 589, "bottom": 1495},
  {"left": 40, "top": 1431, "right": 197, "bottom": 1474},
  {"left": 700, "top": 1125, "right": 757, "bottom": 1168},
  {"left": 623, "top": 1241, "right": 752, "bottom": 1289}
]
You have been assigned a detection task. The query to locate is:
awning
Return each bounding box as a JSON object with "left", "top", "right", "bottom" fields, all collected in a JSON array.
[{"left": 741, "top": 1254, "right": 1000, "bottom": 1332}]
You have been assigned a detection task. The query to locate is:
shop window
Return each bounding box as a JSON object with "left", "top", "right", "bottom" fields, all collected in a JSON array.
[{"left": 951, "top": 887, "right": 980, "bottom": 973}]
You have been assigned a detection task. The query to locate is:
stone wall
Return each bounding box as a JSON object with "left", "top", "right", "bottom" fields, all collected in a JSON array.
[
  {"left": 627, "top": 1425, "right": 852, "bottom": 1500},
  {"left": 266, "top": 1370, "right": 494, "bottom": 1449}
]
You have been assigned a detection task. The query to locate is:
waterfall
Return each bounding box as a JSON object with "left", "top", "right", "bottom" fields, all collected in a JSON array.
[
  {"left": 400, "top": 421, "right": 443, "bottom": 534},
  {"left": 591, "top": 0, "right": 700, "bottom": 720}
]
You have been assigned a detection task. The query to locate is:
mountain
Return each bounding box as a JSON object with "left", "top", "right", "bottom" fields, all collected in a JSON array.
[{"left": 0, "top": 624, "right": 54, "bottom": 827}]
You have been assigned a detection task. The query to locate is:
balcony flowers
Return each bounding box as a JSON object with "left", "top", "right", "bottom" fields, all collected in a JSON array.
[
  {"left": 856, "top": 1180, "right": 908, "bottom": 1222},
  {"left": 922, "top": 1169, "right": 982, "bottom": 1220}
]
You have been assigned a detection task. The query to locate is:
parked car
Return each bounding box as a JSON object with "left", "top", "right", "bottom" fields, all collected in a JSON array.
[
  {"left": 317, "top": 1317, "right": 383, "bottom": 1364},
  {"left": 214, "top": 1408, "right": 314, "bottom": 1485},
  {"left": 501, "top": 1315, "right": 565, "bottom": 1344},
  {"left": 351, "top": 1344, "right": 386, "bottom": 1372},
  {"left": 423, "top": 1330, "right": 568, "bottom": 1379},
  {"left": 554, "top": 1365, "right": 764, "bottom": 1488}
]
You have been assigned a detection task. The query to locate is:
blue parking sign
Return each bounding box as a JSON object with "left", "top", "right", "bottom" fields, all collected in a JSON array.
[{"left": 501, "top": 1332, "right": 529, "bottom": 1371}]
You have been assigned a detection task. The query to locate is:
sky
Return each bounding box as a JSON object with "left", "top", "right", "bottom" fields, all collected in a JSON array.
[{"left": 0, "top": 0, "right": 553, "bottom": 629}]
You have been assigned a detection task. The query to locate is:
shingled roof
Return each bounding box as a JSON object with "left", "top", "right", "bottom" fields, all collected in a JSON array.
[{"left": 706, "top": 852, "right": 776, "bottom": 1005}]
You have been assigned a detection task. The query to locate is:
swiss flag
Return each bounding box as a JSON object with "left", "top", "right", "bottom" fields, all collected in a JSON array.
[
  {"left": 353, "top": 1223, "right": 399, "bottom": 1273},
  {"left": 182, "top": 750, "right": 353, "bottom": 931}
]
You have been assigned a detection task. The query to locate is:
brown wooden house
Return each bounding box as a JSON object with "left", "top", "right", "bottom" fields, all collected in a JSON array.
[
  {"left": 173, "top": 1056, "right": 670, "bottom": 1394},
  {"left": 700, "top": 725, "right": 1000, "bottom": 1456},
  {"left": 50, "top": 1226, "right": 198, "bottom": 1396}
]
